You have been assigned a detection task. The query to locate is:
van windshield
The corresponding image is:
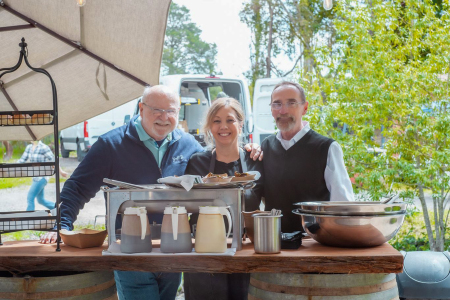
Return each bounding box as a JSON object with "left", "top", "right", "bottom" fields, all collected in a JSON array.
[{"left": 178, "top": 80, "right": 244, "bottom": 135}]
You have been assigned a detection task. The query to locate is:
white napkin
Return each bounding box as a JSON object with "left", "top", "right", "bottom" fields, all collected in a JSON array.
[
  {"left": 246, "top": 171, "right": 261, "bottom": 180},
  {"left": 157, "top": 175, "right": 202, "bottom": 191}
]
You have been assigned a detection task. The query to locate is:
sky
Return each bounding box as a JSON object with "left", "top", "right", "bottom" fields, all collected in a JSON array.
[{"left": 173, "top": 0, "right": 253, "bottom": 77}]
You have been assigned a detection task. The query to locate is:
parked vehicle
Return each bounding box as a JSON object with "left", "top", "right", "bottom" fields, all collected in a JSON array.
[
  {"left": 159, "top": 74, "right": 254, "bottom": 146},
  {"left": 252, "top": 78, "right": 284, "bottom": 145},
  {"left": 62, "top": 74, "right": 253, "bottom": 161},
  {"left": 60, "top": 99, "right": 138, "bottom": 161}
]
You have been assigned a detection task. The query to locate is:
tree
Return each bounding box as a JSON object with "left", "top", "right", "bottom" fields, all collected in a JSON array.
[
  {"left": 240, "top": 0, "right": 335, "bottom": 102},
  {"left": 313, "top": 0, "right": 450, "bottom": 251},
  {"left": 162, "top": 3, "right": 218, "bottom": 75}
]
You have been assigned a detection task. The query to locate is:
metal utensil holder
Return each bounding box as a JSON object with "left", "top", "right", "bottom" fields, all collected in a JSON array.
[
  {"left": 253, "top": 213, "right": 283, "bottom": 254},
  {"left": 102, "top": 184, "right": 245, "bottom": 251}
]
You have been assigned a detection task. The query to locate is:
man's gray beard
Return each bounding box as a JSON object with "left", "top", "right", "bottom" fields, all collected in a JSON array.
[{"left": 276, "top": 116, "right": 296, "bottom": 132}]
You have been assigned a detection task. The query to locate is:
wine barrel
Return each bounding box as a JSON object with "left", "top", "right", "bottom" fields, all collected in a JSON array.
[
  {"left": 0, "top": 271, "right": 117, "bottom": 299},
  {"left": 249, "top": 273, "right": 399, "bottom": 300}
]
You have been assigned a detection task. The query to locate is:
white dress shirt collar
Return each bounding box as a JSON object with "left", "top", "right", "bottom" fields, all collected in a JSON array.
[{"left": 276, "top": 121, "right": 310, "bottom": 150}]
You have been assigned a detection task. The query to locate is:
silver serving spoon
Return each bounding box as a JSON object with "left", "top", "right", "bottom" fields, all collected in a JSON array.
[{"left": 382, "top": 194, "right": 400, "bottom": 204}]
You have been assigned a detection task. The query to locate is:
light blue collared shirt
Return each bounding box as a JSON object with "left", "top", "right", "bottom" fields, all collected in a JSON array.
[{"left": 134, "top": 116, "right": 172, "bottom": 167}]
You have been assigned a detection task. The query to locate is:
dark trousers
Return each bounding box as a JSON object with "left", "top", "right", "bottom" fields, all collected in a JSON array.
[{"left": 184, "top": 273, "right": 250, "bottom": 300}]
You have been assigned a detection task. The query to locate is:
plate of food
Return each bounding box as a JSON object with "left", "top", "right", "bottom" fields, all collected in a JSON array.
[
  {"left": 231, "top": 171, "right": 256, "bottom": 182},
  {"left": 202, "top": 173, "right": 233, "bottom": 183}
]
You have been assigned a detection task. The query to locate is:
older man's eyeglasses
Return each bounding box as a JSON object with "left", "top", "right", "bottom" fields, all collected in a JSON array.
[
  {"left": 142, "top": 102, "right": 179, "bottom": 117},
  {"left": 269, "top": 101, "right": 302, "bottom": 110}
]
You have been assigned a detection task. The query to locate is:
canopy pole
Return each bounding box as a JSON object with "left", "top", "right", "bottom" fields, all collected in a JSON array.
[
  {"left": 0, "top": 2, "right": 149, "bottom": 87},
  {"left": 0, "top": 24, "right": 35, "bottom": 32},
  {"left": 0, "top": 81, "right": 37, "bottom": 141}
]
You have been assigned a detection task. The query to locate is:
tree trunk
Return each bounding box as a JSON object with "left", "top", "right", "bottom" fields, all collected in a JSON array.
[
  {"left": 436, "top": 188, "right": 445, "bottom": 251},
  {"left": 418, "top": 184, "right": 436, "bottom": 250},
  {"left": 252, "top": 0, "right": 263, "bottom": 88},
  {"left": 266, "top": 0, "right": 274, "bottom": 78}
]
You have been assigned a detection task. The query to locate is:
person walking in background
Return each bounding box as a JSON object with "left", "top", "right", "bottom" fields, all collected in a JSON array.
[
  {"left": 17, "top": 140, "right": 68, "bottom": 211},
  {"left": 1, "top": 141, "right": 13, "bottom": 161}
]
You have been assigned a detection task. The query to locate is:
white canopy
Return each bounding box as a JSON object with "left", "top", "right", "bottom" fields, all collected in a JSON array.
[{"left": 0, "top": 0, "right": 171, "bottom": 141}]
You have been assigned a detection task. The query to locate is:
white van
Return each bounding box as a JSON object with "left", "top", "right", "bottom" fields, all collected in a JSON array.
[
  {"left": 159, "top": 74, "right": 254, "bottom": 146},
  {"left": 61, "top": 74, "right": 253, "bottom": 161},
  {"left": 252, "top": 78, "right": 284, "bottom": 145},
  {"left": 60, "top": 99, "right": 138, "bottom": 161}
]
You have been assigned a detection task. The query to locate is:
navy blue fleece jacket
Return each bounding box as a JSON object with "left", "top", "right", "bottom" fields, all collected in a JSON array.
[{"left": 60, "top": 115, "right": 204, "bottom": 230}]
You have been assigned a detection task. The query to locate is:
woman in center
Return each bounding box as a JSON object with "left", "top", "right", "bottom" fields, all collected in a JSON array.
[{"left": 184, "top": 97, "right": 264, "bottom": 300}]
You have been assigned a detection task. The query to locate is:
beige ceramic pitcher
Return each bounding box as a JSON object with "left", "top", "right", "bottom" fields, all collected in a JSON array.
[
  {"left": 120, "top": 207, "right": 152, "bottom": 253},
  {"left": 195, "top": 206, "right": 232, "bottom": 253},
  {"left": 161, "top": 206, "right": 192, "bottom": 253}
]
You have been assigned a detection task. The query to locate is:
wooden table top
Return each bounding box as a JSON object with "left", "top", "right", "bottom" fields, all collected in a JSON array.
[{"left": 0, "top": 239, "right": 403, "bottom": 275}]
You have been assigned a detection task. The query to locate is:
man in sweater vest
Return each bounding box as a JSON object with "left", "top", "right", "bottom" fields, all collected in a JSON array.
[{"left": 261, "top": 81, "right": 354, "bottom": 233}]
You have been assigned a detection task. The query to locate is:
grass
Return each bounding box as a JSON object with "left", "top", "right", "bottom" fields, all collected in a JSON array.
[
  {"left": 0, "top": 176, "right": 67, "bottom": 190},
  {"left": 1, "top": 230, "right": 44, "bottom": 242},
  {"left": 0, "top": 177, "right": 32, "bottom": 189},
  {"left": 1, "top": 223, "right": 107, "bottom": 243}
]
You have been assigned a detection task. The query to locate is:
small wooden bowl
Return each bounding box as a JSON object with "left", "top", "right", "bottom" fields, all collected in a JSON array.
[{"left": 60, "top": 229, "right": 107, "bottom": 249}]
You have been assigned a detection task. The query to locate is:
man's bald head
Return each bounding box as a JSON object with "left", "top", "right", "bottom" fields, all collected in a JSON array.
[{"left": 142, "top": 85, "right": 180, "bottom": 108}]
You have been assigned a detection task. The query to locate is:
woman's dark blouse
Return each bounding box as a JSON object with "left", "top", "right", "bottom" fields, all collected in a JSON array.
[{"left": 185, "top": 149, "right": 264, "bottom": 211}]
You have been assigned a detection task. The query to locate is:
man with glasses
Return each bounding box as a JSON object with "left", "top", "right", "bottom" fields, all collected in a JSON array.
[
  {"left": 42, "top": 85, "right": 262, "bottom": 300},
  {"left": 261, "top": 81, "right": 354, "bottom": 233}
]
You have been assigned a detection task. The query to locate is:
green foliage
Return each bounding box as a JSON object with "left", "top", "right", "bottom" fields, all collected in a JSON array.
[
  {"left": 0, "top": 177, "right": 32, "bottom": 189},
  {"left": 0, "top": 141, "right": 27, "bottom": 162},
  {"left": 208, "top": 86, "right": 223, "bottom": 101},
  {"left": 0, "top": 172, "right": 67, "bottom": 190},
  {"left": 162, "top": 3, "right": 218, "bottom": 75},
  {"left": 308, "top": 0, "right": 450, "bottom": 250},
  {"left": 390, "top": 211, "right": 450, "bottom": 251},
  {"left": 240, "top": 0, "right": 336, "bottom": 93},
  {"left": 1, "top": 230, "right": 44, "bottom": 242},
  {"left": 2, "top": 224, "right": 107, "bottom": 243},
  {"left": 73, "top": 223, "right": 106, "bottom": 231}
]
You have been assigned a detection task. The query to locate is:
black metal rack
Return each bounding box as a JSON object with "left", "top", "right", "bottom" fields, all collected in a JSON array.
[{"left": 0, "top": 38, "right": 61, "bottom": 251}]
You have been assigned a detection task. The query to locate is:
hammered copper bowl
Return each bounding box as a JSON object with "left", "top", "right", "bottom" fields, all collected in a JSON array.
[{"left": 292, "top": 209, "right": 405, "bottom": 248}]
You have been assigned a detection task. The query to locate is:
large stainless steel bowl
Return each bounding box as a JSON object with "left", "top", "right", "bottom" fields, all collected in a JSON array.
[
  {"left": 294, "top": 201, "right": 406, "bottom": 216},
  {"left": 292, "top": 209, "right": 405, "bottom": 248}
]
